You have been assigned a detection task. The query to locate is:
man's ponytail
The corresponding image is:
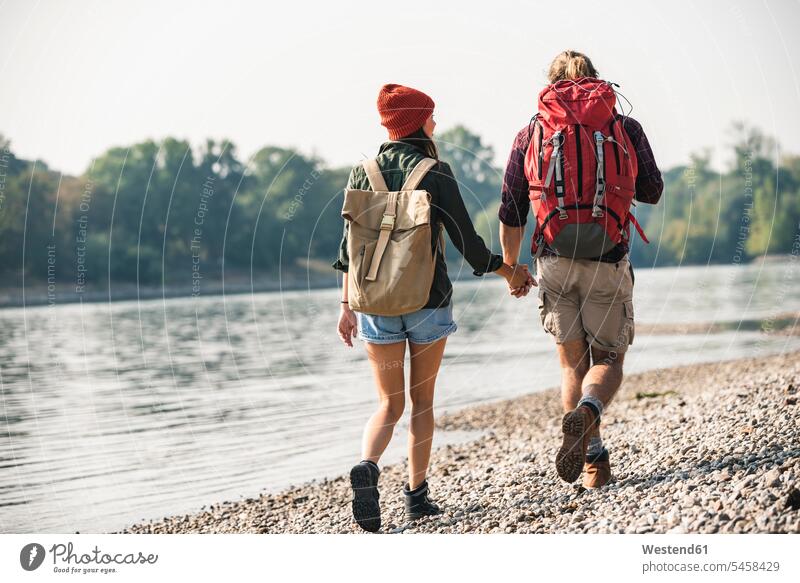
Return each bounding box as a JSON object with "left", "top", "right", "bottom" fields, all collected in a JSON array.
[{"left": 547, "top": 50, "right": 598, "bottom": 83}]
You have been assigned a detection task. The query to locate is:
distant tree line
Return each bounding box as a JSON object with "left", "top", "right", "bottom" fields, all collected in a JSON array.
[
  {"left": 629, "top": 123, "right": 800, "bottom": 266},
  {"left": 1, "top": 123, "right": 798, "bottom": 293}
]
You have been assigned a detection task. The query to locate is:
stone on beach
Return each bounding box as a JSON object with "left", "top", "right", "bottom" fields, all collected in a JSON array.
[{"left": 121, "top": 351, "right": 800, "bottom": 535}]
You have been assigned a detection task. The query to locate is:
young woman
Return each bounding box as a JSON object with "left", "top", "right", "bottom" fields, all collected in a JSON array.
[{"left": 333, "top": 83, "right": 532, "bottom": 532}]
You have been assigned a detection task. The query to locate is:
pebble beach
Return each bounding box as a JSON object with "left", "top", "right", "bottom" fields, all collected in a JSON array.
[{"left": 122, "top": 349, "right": 800, "bottom": 534}]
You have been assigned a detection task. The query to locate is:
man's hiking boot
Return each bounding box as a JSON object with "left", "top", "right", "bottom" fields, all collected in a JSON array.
[
  {"left": 350, "top": 461, "right": 381, "bottom": 533},
  {"left": 555, "top": 405, "right": 598, "bottom": 483},
  {"left": 403, "top": 480, "right": 442, "bottom": 520},
  {"left": 583, "top": 447, "right": 612, "bottom": 489}
]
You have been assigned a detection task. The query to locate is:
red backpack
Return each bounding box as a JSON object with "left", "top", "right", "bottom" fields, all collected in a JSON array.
[{"left": 524, "top": 77, "right": 648, "bottom": 259}]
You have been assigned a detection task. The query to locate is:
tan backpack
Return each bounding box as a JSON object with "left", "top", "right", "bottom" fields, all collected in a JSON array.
[{"left": 341, "top": 157, "right": 442, "bottom": 316}]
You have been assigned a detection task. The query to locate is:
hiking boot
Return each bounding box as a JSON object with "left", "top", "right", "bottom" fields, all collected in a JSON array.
[
  {"left": 350, "top": 461, "right": 381, "bottom": 532},
  {"left": 583, "top": 448, "right": 612, "bottom": 489},
  {"left": 403, "top": 480, "right": 442, "bottom": 520},
  {"left": 555, "top": 405, "right": 598, "bottom": 483}
]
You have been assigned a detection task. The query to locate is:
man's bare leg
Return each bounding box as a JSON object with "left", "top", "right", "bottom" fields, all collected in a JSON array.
[
  {"left": 582, "top": 347, "right": 626, "bottom": 440},
  {"left": 555, "top": 345, "right": 625, "bottom": 483},
  {"left": 555, "top": 338, "right": 591, "bottom": 412},
  {"left": 565, "top": 346, "right": 625, "bottom": 487},
  {"left": 582, "top": 346, "right": 625, "bottom": 412}
]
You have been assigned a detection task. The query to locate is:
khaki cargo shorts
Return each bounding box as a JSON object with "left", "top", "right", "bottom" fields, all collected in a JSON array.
[{"left": 536, "top": 254, "right": 635, "bottom": 354}]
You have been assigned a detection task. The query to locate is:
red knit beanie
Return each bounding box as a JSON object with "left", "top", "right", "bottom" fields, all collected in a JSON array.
[{"left": 377, "top": 84, "right": 435, "bottom": 140}]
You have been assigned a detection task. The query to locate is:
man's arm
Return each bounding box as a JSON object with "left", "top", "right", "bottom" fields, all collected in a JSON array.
[
  {"left": 500, "top": 223, "right": 525, "bottom": 265},
  {"left": 498, "top": 127, "right": 532, "bottom": 263},
  {"left": 498, "top": 126, "right": 536, "bottom": 294},
  {"left": 621, "top": 116, "right": 663, "bottom": 204}
]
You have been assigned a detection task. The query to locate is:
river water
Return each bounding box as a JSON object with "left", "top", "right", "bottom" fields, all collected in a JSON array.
[{"left": 1, "top": 260, "right": 799, "bottom": 532}]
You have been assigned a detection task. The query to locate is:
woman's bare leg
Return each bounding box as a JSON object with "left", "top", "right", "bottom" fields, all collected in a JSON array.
[
  {"left": 361, "top": 341, "right": 407, "bottom": 463},
  {"left": 407, "top": 338, "right": 447, "bottom": 489}
]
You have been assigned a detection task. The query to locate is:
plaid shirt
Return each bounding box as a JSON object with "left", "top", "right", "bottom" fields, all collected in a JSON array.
[{"left": 498, "top": 114, "right": 663, "bottom": 229}]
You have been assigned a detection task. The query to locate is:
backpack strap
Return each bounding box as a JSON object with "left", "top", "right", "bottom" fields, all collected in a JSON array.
[
  {"left": 365, "top": 190, "right": 398, "bottom": 282},
  {"left": 592, "top": 131, "right": 606, "bottom": 218},
  {"left": 543, "top": 131, "right": 567, "bottom": 219},
  {"left": 536, "top": 119, "right": 545, "bottom": 181},
  {"left": 362, "top": 159, "right": 389, "bottom": 192},
  {"left": 627, "top": 212, "right": 649, "bottom": 243},
  {"left": 363, "top": 157, "right": 436, "bottom": 282},
  {"left": 401, "top": 158, "right": 437, "bottom": 191}
]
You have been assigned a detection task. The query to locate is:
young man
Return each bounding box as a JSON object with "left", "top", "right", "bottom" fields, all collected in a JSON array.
[{"left": 499, "top": 51, "right": 664, "bottom": 488}]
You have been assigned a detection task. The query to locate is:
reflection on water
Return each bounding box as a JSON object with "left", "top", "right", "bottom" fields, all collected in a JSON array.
[{"left": 1, "top": 260, "right": 799, "bottom": 532}]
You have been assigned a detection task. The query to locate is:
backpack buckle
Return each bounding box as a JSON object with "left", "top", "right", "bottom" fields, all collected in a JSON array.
[
  {"left": 558, "top": 208, "right": 568, "bottom": 220},
  {"left": 380, "top": 214, "right": 396, "bottom": 230},
  {"left": 592, "top": 205, "right": 604, "bottom": 218}
]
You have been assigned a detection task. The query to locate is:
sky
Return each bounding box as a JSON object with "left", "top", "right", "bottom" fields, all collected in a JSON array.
[{"left": 1, "top": 0, "right": 799, "bottom": 176}]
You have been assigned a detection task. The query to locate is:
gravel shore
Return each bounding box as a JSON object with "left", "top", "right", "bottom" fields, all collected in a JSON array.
[{"left": 122, "top": 350, "right": 800, "bottom": 534}]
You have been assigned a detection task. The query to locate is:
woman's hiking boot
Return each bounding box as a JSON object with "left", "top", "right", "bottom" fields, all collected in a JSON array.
[
  {"left": 555, "top": 404, "right": 598, "bottom": 483},
  {"left": 350, "top": 461, "right": 381, "bottom": 533},
  {"left": 583, "top": 447, "right": 612, "bottom": 488},
  {"left": 403, "top": 480, "right": 442, "bottom": 520}
]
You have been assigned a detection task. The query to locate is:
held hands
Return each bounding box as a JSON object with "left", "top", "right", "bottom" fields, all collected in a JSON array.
[
  {"left": 507, "top": 263, "right": 536, "bottom": 298},
  {"left": 337, "top": 303, "right": 358, "bottom": 347},
  {"left": 338, "top": 262, "right": 534, "bottom": 347}
]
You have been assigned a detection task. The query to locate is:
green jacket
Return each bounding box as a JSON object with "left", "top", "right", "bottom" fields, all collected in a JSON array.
[{"left": 333, "top": 139, "right": 502, "bottom": 309}]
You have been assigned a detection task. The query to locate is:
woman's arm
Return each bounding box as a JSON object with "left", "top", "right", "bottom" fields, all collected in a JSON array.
[
  {"left": 435, "top": 162, "right": 532, "bottom": 291},
  {"left": 333, "top": 166, "right": 359, "bottom": 273},
  {"left": 331, "top": 221, "right": 350, "bottom": 273},
  {"left": 337, "top": 269, "right": 358, "bottom": 347},
  {"left": 335, "top": 167, "right": 359, "bottom": 346}
]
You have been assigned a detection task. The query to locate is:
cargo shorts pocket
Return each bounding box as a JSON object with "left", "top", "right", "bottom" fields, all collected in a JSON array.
[
  {"left": 623, "top": 299, "right": 635, "bottom": 345},
  {"left": 538, "top": 290, "right": 557, "bottom": 336}
]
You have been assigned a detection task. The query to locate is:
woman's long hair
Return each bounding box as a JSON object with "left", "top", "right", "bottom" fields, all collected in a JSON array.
[{"left": 398, "top": 127, "right": 439, "bottom": 160}]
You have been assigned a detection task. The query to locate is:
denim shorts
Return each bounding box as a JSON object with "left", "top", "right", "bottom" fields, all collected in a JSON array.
[{"left": 356, "top": 303, "right": 457, "bottom": 345}]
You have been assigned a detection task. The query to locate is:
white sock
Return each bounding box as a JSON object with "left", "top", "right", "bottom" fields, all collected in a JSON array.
[
  {"left": 577, "top": 395, "right": 604, "bottom": 419},
  {"left": 587, "top": 436, "right": 604, "bottom": 457}
]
